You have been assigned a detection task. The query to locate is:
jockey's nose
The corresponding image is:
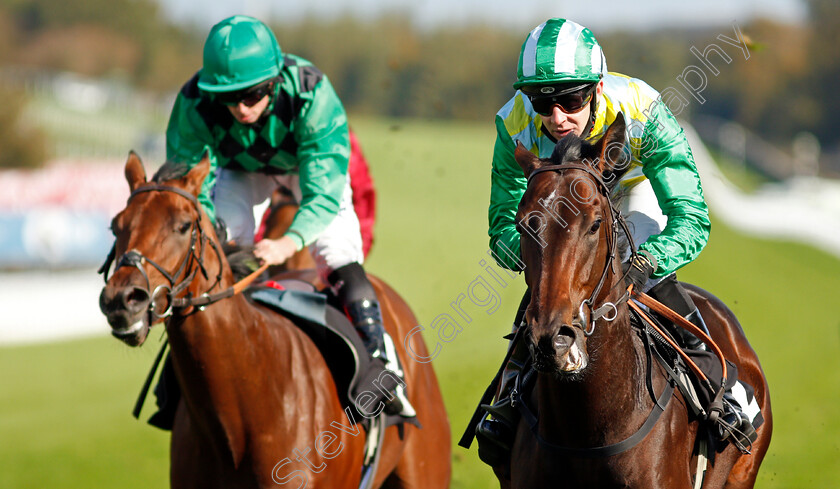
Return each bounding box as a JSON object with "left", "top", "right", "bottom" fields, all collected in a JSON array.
[{"left": 549, "top": 105, "right": 569, "bottom": 123}]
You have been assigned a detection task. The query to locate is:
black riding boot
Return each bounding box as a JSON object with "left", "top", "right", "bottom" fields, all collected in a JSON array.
[
  {"left": 648, "top": 274, "right": 710, "bottom": 349},
  {"left": 475, "top": 290, "right": 531, "bottom": 466},
  {"left": 328, "top": 263, "right": 414, "bottom": 417},
  {"left": 649, "top": 275, "right": 757, "bottom": 448}
]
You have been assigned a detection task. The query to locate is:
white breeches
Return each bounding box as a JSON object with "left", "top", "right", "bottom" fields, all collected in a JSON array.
[
  {"left": 212, "top": 169, "right": 364, "bottom": 277},
  {"left": 615, "top": 179, "right": 668, "bottom": 291}
]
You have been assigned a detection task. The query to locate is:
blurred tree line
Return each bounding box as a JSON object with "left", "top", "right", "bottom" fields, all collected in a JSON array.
[{"left": 0, "top": 0, "right": 838, "bottom": 167}]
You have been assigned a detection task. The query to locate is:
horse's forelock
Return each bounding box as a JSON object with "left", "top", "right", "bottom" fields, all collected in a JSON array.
[
  {"left": 550, "top": 135, "right": 584, "bottom": 166},
  {"left": 151, "top": 159, "right": 191, "bottom": 183}
]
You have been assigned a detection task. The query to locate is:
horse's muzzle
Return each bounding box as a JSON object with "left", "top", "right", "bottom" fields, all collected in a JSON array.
[
  {"left": 530, "top": 324, "right": 588, "bottom": 374},
  {"left": 99, "top": 285, "right": 151, "bottom": 346}
]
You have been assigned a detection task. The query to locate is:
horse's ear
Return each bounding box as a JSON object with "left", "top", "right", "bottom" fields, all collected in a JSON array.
[
  {"left": 595, "top": 112, "right": 629, "bottom": 185},
  {"left": 183, "top": 151, "right": 211, "bottom": 196},
  {"left": 514, "top": 141, "right": 542, "bottom": 178},
  {"left": 125, "top": 151, "right": 147, "bottom": 192}
]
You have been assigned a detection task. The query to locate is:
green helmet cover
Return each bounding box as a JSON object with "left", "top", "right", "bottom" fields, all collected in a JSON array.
[
  {"left": 198, "top": 15, "right": 282, "bottom": 93},
  {"left": 514, "top": 18, "right": 607, "bottom": 90}
]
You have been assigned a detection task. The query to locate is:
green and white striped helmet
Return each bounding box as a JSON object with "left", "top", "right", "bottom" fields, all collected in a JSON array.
[{"left": 514, "top": 18, "right": 607, "bottom": 90}]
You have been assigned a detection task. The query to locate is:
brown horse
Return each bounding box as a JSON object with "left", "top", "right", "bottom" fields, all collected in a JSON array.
[
  {"left": 99, "top": 153, "right": 451, "bottom": 488},
  {"left": 498, "top": 115, "right": 771, "bottom": 488}
]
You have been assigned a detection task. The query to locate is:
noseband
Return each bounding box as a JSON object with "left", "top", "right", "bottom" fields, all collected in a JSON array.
[
  {"left": 526, "top": 162, "right": 636, "bottom": 335},
  {"left": 99, "top": 184, "right": 227, "bottom": 321}
]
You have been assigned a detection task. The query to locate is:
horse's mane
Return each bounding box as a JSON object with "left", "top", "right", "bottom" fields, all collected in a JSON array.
[
  {"left": 549, "top": 133, "right": 629, "bottom": 174},
  {"left": 152, "top": 159, "right": 192, "bottom": 183},
  {"left": 550, "top": 135, "right": 584, "bottom": 165}
]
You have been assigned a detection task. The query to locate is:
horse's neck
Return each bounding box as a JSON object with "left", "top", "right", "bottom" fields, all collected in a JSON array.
[
  {"left": 165, "top": 294, "right": 330, "bottom": 465},
  {"left": 536, "top": 312, "right": 649, "bottom": 439}
]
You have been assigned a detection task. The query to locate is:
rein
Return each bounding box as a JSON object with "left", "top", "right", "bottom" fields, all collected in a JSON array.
[
  {"left": 629, "top": 288, "right": 729, "bottom": 425},
  {"left": 99, "top": 183, "right": 269, "bottom": 321}
]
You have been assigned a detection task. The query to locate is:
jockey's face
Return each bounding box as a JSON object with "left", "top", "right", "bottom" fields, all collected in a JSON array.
[
  {"left": 538, "top": 81, "right": 603, "bottom": 141},
  {"left": 216, "top": 80, "right": 274, "bottom": 125},
  {"left": 227, "top": 95, "right": 271, "bottom": 125}
]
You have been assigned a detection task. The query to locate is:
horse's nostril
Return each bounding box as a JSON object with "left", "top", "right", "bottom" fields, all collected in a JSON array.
[
  {"left": 554, "top": 334, "right": 572, "bottom": 351},
  {"left": 554, "top": 325, "right": 576, "bottom": 351},
  {"left": 123, "top": 286, "right": 150, "bottom": 308}
]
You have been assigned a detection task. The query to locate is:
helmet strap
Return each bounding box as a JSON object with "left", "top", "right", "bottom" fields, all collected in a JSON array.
[{"left": 582, "top": 92, "right": 598, "bottom": 138}]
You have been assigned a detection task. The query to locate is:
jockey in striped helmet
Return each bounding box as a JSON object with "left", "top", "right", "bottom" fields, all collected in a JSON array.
[{"left": 472, "top": 18, "right": 758, "bottom": 465}]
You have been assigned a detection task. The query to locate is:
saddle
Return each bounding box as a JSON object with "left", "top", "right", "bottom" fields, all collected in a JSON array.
[{"left": 142, "top": 279, "right": 417, "bottom": 433}]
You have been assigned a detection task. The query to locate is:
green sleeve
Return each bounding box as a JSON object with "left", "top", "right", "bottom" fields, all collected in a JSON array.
[
  {"left": 488, "top": 115, "right": 527, "bottom": 271},
  {"left": 287, "top": 76, "right": 350, "bottom": 248},
  {"left": 165, "top": 92, "right": 220, "bottom": 223},
  {"left": 638, "top": 101, "right": 711, "bottom": 278}
]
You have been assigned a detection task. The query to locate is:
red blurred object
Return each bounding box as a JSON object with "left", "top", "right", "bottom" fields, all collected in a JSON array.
[
  {"left": 347, "top": 128, "right": 376, "bottom": 258},
  {"left": 262, "top": 280, "right": 286, "bottom": 290}
]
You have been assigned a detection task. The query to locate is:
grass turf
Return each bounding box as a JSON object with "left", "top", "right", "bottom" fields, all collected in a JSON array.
[{"left": 1, "top": 116, "right": 838, "bottom": 488}]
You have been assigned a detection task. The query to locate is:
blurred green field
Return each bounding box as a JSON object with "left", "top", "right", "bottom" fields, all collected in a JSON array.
[{"left": 2, "top": 116, "right": 839, "bottom": 488}]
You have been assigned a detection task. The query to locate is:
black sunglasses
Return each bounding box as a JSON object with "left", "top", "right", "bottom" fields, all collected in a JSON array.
[
  {"left": 215, "top": 81, "right": 274, "bottom": 107},
  {"left": 529, "top": 84, "right": 596, "bottom": 116}
]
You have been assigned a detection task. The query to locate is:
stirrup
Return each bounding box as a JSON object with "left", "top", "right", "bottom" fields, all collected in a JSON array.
[
  {"left": 716, "top": 395, "right": 757, "bottom": 453},
  {"left": 376, "top": 331, "right": 416, "bottom": 417},
  {"left": 717, "top": 410, "right": 757, "bottom": 453},
  {"left": 474, "top": 366, "right": 526, "bottom": 466}
]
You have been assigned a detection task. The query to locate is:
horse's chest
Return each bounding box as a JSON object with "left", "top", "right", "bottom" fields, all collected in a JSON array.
[
  {"left": 510, "top": 434, "right": 683, "bottom": 489},
  {"left": 512, "top": 457, "right": 629, "bottom": 488}
]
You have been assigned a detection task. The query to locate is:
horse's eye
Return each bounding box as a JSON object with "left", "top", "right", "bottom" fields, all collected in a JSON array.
[
  {"left": 588, "top": 219, "right": 602, "bottom": 235},
  {"left": 178, "top": 221, "right": 192, "bottom": 234}
]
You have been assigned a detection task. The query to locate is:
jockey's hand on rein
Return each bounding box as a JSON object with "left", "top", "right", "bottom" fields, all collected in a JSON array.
[
  {"left": 253, "top": 236, "right": 299, "bottom": 266},
  {"left": 625, "top": 251, "right": 656, "bottom": 291}
]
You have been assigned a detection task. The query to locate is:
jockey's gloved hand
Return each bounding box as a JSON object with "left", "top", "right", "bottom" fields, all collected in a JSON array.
[{"left": 625, "top": 251, "right": 656, "bottom": 292}]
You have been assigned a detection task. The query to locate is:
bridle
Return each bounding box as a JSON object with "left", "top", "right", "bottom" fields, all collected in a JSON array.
[
  {"left": 525, "top": 162, "right": 636, "bottom": 336},
  {"left": 521, "top": 160, "right": 735, "bottom": 464},
  {"left": 99, "top": 184, "right": 230, "bottom": 323},
  {"left": 517, "top": 162, "right": 682, "bottom": 458}
]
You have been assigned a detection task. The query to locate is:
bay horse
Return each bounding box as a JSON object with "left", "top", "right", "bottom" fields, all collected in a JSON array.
[
  {"left": 500, "top": 114, "right": 771, "bottom": 488},
  {"left": 99, "top": 152, "right": 451, "bottom": 488}
]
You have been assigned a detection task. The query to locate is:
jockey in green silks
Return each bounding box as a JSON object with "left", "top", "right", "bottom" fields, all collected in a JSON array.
[
  {"left": 474, "top": 18, "right": 757, "bottom": 465},
  {"left": 164, "top": 15, "right": 412, "bottom": 418}
]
